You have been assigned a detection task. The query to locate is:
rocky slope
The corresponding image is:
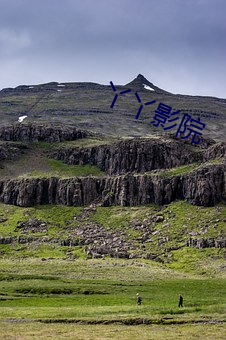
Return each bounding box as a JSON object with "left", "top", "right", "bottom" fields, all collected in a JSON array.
[
  {"left": 0, "top": 204, "right": 225, "bottom": 262},
  {"left": 0, "top": 142, "right": 28, "bottom": 161},
  {"left": 51, "top": 137, "right": 203, "bottom": 175},
  {"left": 0, "top": 163, "right": 225, "bottom": 207},
  {"left": 0, "top": 123, "right": 90, "bottom": 142},
  {"left": 0, "top": 123, "right": 225, "bottom": 208},
  {"left": 51, "top": 134, "right": 220, "bottom": 176}
]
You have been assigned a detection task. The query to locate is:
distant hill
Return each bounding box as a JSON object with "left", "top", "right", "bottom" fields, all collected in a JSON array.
[{"left": 0, "top": 74, "right": 225, "bottom": 141}]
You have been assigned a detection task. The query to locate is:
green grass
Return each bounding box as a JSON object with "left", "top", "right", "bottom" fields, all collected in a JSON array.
[
  {"left": 150, "top": 158, "right": 224, "bottom": 177},
  {"left": 0, "top": 141, "right": 106, "bottom": 179},
  {"left": 20, "top": 159, "right": 105, "bottom": 178},
  {"left": 0, "top": 204, "right": 82, "bottom": 236},
  {"left": 0, "top": 204, "right": 28, "bottom": 235},
  {"left": 91, "top": 205, "right": 159, "bottom": 230},
  {"left": 28, "top": 205, "right": 82, "bottom": 226},
  {"left": 157, "top": 163, "right": 200, "bottom": 177},
  {"left": 0, "top": 258, "right": 225, "bottom": 327},
  {"left": 168, "top": 247, "right": 225, "bottom": 275},
  {"left": 0, "top": 201, "right": 225, "bottom": 276},
  {"left": 56, "top": 137, "right": 116, "bottom": 148},
  {"left": 0, "top": 255, "right": 225, "bottom": 337},
  {"left": 0, "top": 322, "right": 225, "bottom": 340}
]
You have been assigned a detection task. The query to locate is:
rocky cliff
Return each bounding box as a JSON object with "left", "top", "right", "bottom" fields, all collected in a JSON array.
[
  {"left": 203, "top": 142, "right": 226, "bottom": 160},
  {"left": 51, "top": 138, "right": 203, "bottom": 175},
  {"left": 0, "top": 123, "right": 90, "bottom": 142},
  {"left": 0, "top": 163, "right": 225, "bottom": 207},
  {"left": 0, "top": 124, "right": 226, "bottom": 208},
  {"left": 0, "top": 142, "right": 28, "bottom": 161}
]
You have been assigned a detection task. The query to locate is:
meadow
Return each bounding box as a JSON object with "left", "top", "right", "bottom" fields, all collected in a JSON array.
[
  {"left": 0, "top": 257, "right": 225, "bottom": 339},
  {"left": 0, "top": 185, "right": 225, "bottom": 338}
]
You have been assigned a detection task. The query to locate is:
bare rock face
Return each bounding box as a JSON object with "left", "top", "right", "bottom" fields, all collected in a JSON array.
[
  {"left": 169, "top": 133, "right": 216, "bottom": 149},
  {"left": 203, "top": 142, "right": 226, "bottom": 160},
  {"left": 52, "top": 138, "right": 203, "bottom": 175},
  {"left": 0, "top": 124, "right": 90, "bottom": 142},
  {"left": 181, "top": 165, "right": 225, "bottom": 205},
  {"left": 0, "top": 124, "right": 226, "bottom": 208},
  {"left": 187, "top": 237, "right": 226, "bottom": 248},
  {"left": 0, "top": 142, "right": 28, "bottom": 161},
  {"left": 16, "top": 218, "right": 48, "bottom": 233},
  {"left": 0, "top": 164, "right": 225, "bottom": 207}
]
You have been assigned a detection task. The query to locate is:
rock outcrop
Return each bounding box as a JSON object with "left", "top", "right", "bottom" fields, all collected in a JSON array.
[
  {"left": 0, "top": 164, "right": 225, "bottom": 207},
  {"left": 0, "top": 124, "right": 90, "bottom": 142},
  {"left": 51, "top": 138, "right": 203, "bottom": 175},
  {"left": 203, "top": 142, "right": 226, "bottom": 160},
  {"left": 51, "top": 136, "right": 226, "bottom": 176},
  {"left": 187, "top": 237, "right": 226, "bottom": 248},
  {"left": 0, "top": 142, "right": 28, "bottom": 161},
  {"left": 0, "top": 124, "right": 226, "bottom": 208}
]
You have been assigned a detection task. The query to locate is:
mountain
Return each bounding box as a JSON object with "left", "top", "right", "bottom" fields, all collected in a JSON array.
[
  {"left": 0, "top": 74, "right": 225, "bottom": 141},
  {"left": 0, "top": 75, "right": 225, "bottom": 268},
  {"left": 125, "top": 73, "right": 171, "bottom": 94}
]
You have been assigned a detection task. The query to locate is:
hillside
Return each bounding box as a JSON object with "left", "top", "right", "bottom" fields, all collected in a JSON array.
[
  {"left": 0, "top": 74, "right": 226, "bottom": 141},
  {"left": 0, "top": 78, "right": 226, "bottom": 335},
  {"left": 0, "top": 69, "right": 225, "bottom": 262},
  {"left": 0, "top": 123, "right": 225, "bottom": 265}
]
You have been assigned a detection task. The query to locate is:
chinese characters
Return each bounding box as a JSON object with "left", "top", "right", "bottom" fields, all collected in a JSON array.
[{"left": 110, "top": 81, "right": 206, "bottom": 144}]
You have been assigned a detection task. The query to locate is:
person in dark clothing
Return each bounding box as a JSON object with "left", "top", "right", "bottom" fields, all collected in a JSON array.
[
  {"left": 137, "top": 293, "right": 142, "bottom": 305},
  {"left": 178, "top": 294, "right": 183, "bottom": 307}
]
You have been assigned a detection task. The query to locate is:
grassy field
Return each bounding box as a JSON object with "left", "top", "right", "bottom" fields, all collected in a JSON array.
[
  {"left": 0, "top": 198, "right": 225, "bottom": 338},
  {"left": 0, "top": 258, "right": 225, "bottom": 339},
  {"left": 0, "top": 322, "right": 225, "bottom": 340}
]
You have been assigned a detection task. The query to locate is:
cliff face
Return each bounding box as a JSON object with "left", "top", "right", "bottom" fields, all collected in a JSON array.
[
  {"left": 51, "top": 138, "right": 203, "bottom": 175},
  {"left": 0, "top": 164, "right": 225, "bottom": 207},
  {"left": 0, "top": 124, "right": 90, "bottom": 142},
  {"left": 203, "top": 142, "right": 226, "bottom": 160},
  {"left": 0, "top": 124, "right": 225, "bottom": 208},
  {"left": 0, "top": 142, "right": 28, "bottom": 161}
]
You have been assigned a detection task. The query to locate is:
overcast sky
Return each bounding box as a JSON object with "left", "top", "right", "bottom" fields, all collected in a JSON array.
[{"left": 0, "top": 0, "right": 225, "bottom": 97}]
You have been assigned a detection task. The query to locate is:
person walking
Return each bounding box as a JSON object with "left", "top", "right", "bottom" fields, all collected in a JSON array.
[
  {"left": 136, "top": 293, "right": 142, "bottom": 306},
  {"left": 178, "top": 294, "right": 183, "bottom": 307}
]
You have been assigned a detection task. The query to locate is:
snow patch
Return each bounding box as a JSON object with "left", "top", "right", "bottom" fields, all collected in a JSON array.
[
  {"left": 57, "top": 84, "right": 65, "bottom": 87},
  {"left": 18, "top": 115, "right": 27, "bottom": 123},
  {"left": 29, "top": 86, "right": 34, "bottom": 89},
  {"left": 143, "top": 84, "right": 155, "bottom": 91},
  {"left": 57, "top": 89, "right": 62, "bottom": 92}
]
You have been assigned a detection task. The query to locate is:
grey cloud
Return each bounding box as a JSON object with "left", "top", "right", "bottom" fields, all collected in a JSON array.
[{"left": 0, "top": 0, "right": 225, "bottom": 97}]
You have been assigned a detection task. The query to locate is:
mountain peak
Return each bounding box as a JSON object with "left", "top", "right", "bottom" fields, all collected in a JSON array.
[
  {"left": 125, "top": 74, "right": 171, "bottom": 94},
  {"left": 136, "top": 74, "right": 147, "bottom": 81}
]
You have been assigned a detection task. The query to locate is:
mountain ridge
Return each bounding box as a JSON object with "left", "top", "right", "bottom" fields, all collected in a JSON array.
[
  {"left": 0, "top": 74, "right": 225, "bottom": 141},
  {"left": 0, "top": 73, "right": 225, "bottom": 100}
]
